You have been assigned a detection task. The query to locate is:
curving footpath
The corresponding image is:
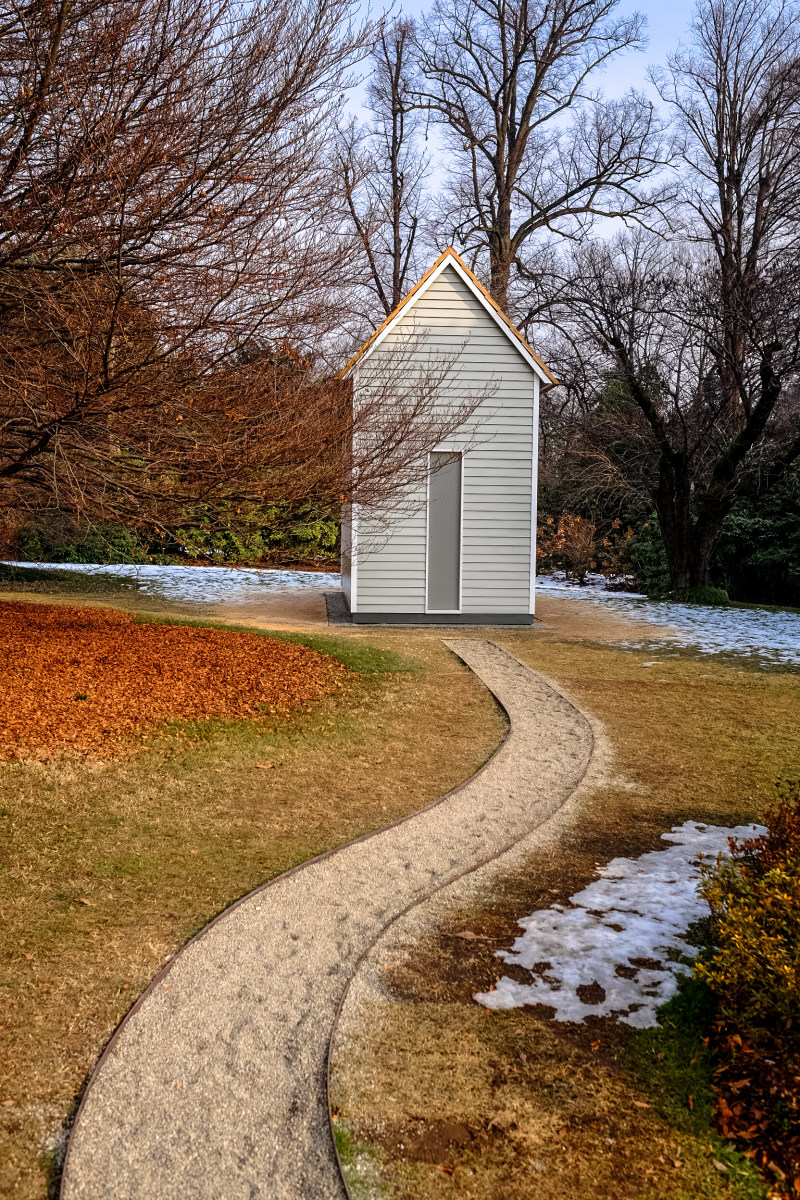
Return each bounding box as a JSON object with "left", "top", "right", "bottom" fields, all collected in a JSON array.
[{"left": 61, "top": 640, "right": 595, "bottom": 1200}]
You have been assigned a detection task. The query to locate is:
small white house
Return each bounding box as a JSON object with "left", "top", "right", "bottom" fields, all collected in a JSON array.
[{"left": 339, "top": 247, "right": 556, "bottom": 625}]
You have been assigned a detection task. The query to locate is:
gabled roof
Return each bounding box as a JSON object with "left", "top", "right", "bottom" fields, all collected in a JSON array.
[{"left": 339, "top": 246, "right": 558, "bottom": 390}]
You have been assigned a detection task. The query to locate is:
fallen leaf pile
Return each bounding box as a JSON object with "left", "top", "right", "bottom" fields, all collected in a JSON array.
[
  {"left": 0, "top": 601, "right": 348, "bottom": 759},
  {"left": 712, "top": 1029, "right": 800, "bottom": 1199}
]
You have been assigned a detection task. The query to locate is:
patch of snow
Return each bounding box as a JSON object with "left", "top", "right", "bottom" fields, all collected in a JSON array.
[
  {"left": 536, "top": 574, "right": 800, "bottom": 668},
  {"left": 475, "top": 821, "right": 763, "bottom": 1028},
  {"left": 537, "top": 570, "right": 645, "bottom": 598},
  {"left": 2, "top": 561, "right": 340, "bottom": 605}
]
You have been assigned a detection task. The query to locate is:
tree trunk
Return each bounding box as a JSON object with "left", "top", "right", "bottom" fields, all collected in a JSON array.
[
  {"left": 489, "top": 247, "right": 511, "bottom": 311},
  {"left": 489, "top": 193, "right": 513, "bottom": 311},
  {"left": 654, "top": 458, "right": 726, "bottom": 590},
  {"left": 667, "top": 534, "right": 717, "bottom": 590}
]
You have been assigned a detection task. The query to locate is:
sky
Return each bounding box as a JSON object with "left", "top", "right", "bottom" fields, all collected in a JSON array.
[
  {"left": 346, "top": 0, "right": 702, "bottom": 222},
  {"left": 600, "top": 0, "right": 699, "bottom": 97},
  {"left": 351, "top": 0, "right": 701, "bottom": 112}
]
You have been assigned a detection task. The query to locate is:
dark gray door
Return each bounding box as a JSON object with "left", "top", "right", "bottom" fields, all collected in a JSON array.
[{"left": 427, "top": 451, "right": 462, "bottom": 611}]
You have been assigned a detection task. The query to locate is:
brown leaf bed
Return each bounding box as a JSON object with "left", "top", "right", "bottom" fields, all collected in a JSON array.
[{"left": 0, "top": 601, "right": 348, "bottom": 759}]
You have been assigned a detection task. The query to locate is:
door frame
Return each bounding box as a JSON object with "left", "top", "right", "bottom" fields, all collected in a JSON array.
[{"left": 424, "top": 446, "right": 464, "bottom": 614}]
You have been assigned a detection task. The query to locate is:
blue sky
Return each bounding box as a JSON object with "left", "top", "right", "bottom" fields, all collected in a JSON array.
[
  {"left": 346, "top": 0, "right": 702, "bottom": 217},
  {"left": 352, "top": 0, "right": 700, "bottom": 107},
  {"left": 604, "top": 0, "right": 699, "bottom": 96}
]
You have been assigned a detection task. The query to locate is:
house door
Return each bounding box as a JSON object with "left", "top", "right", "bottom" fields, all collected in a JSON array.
[{"left": 426, "top": 451, "right": 462, "bottom": 612}]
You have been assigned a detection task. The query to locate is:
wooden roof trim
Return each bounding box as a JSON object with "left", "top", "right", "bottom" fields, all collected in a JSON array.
[{"left": 338, "top": 246, "right": 558, "bottom": 389}]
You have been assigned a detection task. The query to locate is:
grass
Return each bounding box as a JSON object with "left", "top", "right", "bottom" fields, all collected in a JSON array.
[
  {"left": 625, "top": 981, "right": 766, "bottom": 1199},
  {"left": 0, "top": 604, "right": 505, "bottom": 1200},
  {"left": 0, "top": 562, "right": 139, "bottom": 594},
  {"left": 130, "top": 610, "right": 414, "bottom": 675},
  {"left": 328, "top": 611, "right": 800, "bottom": 1200},
  {"left": 334, "top": 1122, "right": 392, "bottom": 1200},
  {"left": 3, "top": 585, "right": 798, "bottom": 1200}
]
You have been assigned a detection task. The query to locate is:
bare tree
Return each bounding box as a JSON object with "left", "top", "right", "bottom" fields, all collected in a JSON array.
[
  {"left": 1, "top": 299, "right": 494, "bottom": 542},
  {"left": 415, "top": 0, "right": 664, "bottom": 313},
  {"left": 627, "top": 0, "right": 800, "bottom": 591},
  {"left": 551, "top": 76, "right": 800, "bottom": 592},
  {"left": 335, "top": 19, "right": 428, "bottom": 320},
  {"left": 0, "top": 0, "right": 369, "bottom": 526}
]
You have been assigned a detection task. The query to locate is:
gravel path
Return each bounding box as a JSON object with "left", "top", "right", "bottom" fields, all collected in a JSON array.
[{"left": 60, "top": 640, "right": 595, "bottom": 1200}]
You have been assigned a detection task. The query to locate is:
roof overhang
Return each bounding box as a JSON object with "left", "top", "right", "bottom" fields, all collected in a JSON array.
[{"left": 339, "top": 247, "right": 558, "bottom": 391}]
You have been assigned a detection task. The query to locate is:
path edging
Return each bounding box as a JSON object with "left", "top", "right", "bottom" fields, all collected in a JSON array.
[
  {"left": 58, "top": 643, "right": 514, "bottom": 1198},
  {"left": 326, "top": 639, "right": 598, "bottom": 1199}
]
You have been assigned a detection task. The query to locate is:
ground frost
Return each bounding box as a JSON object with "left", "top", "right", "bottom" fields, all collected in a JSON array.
[
  {"left": 537, "top": 574, "right": 800, "bottom": 668},
  {"left": 475, "top": 821, "right": 763, "bottom": 1028},
  {"left": 3, "top": 561, "right": 340, "bottom": 604}
]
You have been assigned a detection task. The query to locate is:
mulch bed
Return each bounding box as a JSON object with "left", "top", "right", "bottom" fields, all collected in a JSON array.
[{"left": 0, "top": 601, "right": 348, "bottom": 759}]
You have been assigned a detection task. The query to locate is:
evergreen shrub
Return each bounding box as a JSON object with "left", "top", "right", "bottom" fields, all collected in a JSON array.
[
  {"left": 696, "top": 783, "right": 800, "bottom": 1194},
  {"left": 670, "top": 585, "right": 730, "bottom": 606}
]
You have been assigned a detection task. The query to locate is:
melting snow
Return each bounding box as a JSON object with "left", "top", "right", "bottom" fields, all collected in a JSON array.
[
  {"left": 536, "top": 574, "right": 800, "bottom": 668},
  {"left": 475, "top": 821, "right": 763, "bottom": 1028},
  {"left": 3, "top": 561, "right": 340, "bottom": 605},
  {"left": 4, "top": 562, "right": 796, "bottom": 666}
]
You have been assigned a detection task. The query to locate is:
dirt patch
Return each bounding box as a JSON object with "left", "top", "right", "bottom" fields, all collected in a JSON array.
[
  {"left": 407, "top": 1120, "right": 475, "bottom": 1159},
  {"left": 206, "top": 592, "right": 329, "bottom": 626},
  {"left": 0, "top": 601, "right": 347, "bottom": 758}
]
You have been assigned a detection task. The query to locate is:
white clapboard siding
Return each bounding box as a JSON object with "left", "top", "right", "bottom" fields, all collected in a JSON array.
[
  {"left": 352, "top": 493, "right": 427, "bottom": 612},
  {"left": 345, "top": 254, "right": 545, "bottom": 619}
]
